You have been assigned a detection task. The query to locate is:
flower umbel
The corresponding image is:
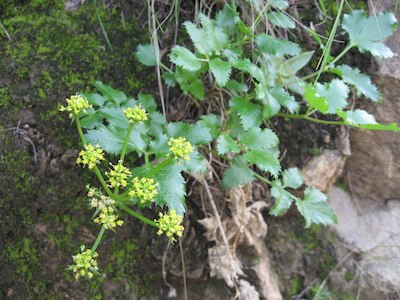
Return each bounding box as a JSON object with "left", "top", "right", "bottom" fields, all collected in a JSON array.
[
  {"left": 128, "top": 177, "right": 159, "bottom": 205},
  {"left": 76, "top": 144, "right": 105, "bottom": 169},
  {"left": 168, "top": 137, "right": 193, "bottom": 161},
  {"left": 156, "top": 210, "right": 184, "bottom": 242},
  {"left": 86, "top": 186, "right": 115, "bottom": 209},
  {"left": 105, "top": 161, "right": 132, "bottom": 188},
  {"left": 123, "top": 104, "right": 148, "bottom": 123},
  {"left": 69, "top": 245, "right": 99, "bottom": 280},
  {"left": 59, "top": 94, "right": 92, "bottom": 118},
  {"left": 94, "top": 207, "right": 124, "bottom": 230}
]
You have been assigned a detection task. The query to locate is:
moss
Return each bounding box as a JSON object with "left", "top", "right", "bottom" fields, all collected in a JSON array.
[
  {"left": 5, "top": 238, "right": 40, "bottom": 282},
  {"left": 289, "top": 276, "right": 303, "bottom": 296}
]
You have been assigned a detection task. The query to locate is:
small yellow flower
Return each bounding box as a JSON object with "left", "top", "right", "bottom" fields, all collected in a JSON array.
[
  {"left": 168, "top": 137, "right": 193, "bottom": 161},
  {"left": 156, "top": 210, "right": 184, "bottom": 242},
  {"left": 123, "top": 104, "right": 148, "bottom": 123},
  {"left": 105, "top": 161, "right": 132, "bottom": 188},
  {"left": 59, "top": 94, "right": 92, "bottom": 118},
  {"left": 94, "top": 206, "right": 124, "bottom": 230},
  {"left": 69, "top": 245, "right": 99, "bottom": 280},
  {"left": 76, "top": 144, "right": 105, "bottom": 169},
  {"left": 128, "top": 177, "right": 159, "bottom": 205},
  {"left": 86, "top": 186, "right": 115, "bottom": 209}
]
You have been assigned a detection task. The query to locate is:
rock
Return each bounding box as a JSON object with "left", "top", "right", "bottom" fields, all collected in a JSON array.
[
  {"left": 302, "top": 149, "right": 347, "bottom": 192},
  {"left": 328, "top": 187, "right": 400, "bottom": 297},
  {"left": 19, "top": 109, "right": 36, "bottom": 126}
]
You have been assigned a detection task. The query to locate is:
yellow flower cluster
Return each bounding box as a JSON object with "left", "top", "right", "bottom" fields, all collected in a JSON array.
[
  {"left": 86, "top": 186, "right": 115, "bottom": 209},
  {"left": 94, "top": 207, "right": 124, "bottom": 230},
  {"left": 105, "top": 161, "right": 132, "bottom": 188},
  {"left": 156, "top": 210, "right": 184, "bottom": 242},
  {"left": 129, "top": 177, "right": 159, "bottom": 205},
  {"left": 168, "top": 137, "right": 193, "bottom": 161},
  {"left": 70, "top": 245, "right": 99, "bottom": 280},
  {"left": 59, "top": 94, "right": 92, "bottom": 118},
  {"left": 123, "top": 104, "right": 148, "bottom": 123},
  {"left": 76, "top": 144, "right": 105, "bottom": 169}
]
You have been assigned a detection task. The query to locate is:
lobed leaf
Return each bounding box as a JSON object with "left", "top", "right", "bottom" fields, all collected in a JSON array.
[
  {"left": 229, "top": 97, "right": 263, "bottom": 129},
  {"left": 244, "top": 149, "right": 281, "bottom": 178},
  {"left": 216, "top": 133, "right": 240, "bottom": 155},
  {"left": 332, "top": 65, "right": 381, "bottom": 102},
  {"left": 256, "top": 34, "right": 301, "bottom": 57},
  {"left": 267, "top": 11, "right": 295, "bottom": 29},
  {"left": 135, "top": 43, "right": 159, "bottom": 67},
  {"left": 342, "top": 10, "right": 397, "bottom": 58},
  {"left": 238, "top": 127, "right": 279, "bottom": 150},
  {"left": 222, "top": 156, "right": 254, "bottom": 188},
  {"left": 315, "top": 79, "right": 349, "bottom": 114},
  {"left": 282, "top": 168, "right": 304, "bottom": 189},
  {"left": 93, "top": 81, "right": 127, "bottom": 105},
  {"left": 209, "top": 58, "right": 232, "bottom": 87},
  {"left": 270, "top": 185, "right": 295, "bottom": 216},
  {"left": 170, "top": 46, "right": 202, "bottom": 72},
  {"left": 295, "top": 187, "right": 337, "bottom": 228}
]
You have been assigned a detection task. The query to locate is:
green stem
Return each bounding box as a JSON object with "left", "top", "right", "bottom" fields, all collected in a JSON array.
[
  {"left": 120, "top": 124, "right": 134, "bottom": 163},
  {"left": 75, "top": 116, "right": 113, "bottom": 197},
  {"left": 277, "top": 113, "right": 345, "bottom": 125},
  {"left": 91, "top": 226, "right": 106, "bottom": 255},
  {"left": 114, "top": 123, "right": 134, "bottom": 196},
  {"left": 254, "top": 173, "right": 272, "bottom": 185},
  {"left": 117, "top": 202, "right": 158, "bottom": 228},
  {"left": 328, "top": 43, "right": 353, "bottom": 67},
  {"left": 144, "top": 152, "right": 150, "bottom": 167}
]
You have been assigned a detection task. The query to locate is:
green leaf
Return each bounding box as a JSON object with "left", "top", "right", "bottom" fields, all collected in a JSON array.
[
  {"left": 280, "top": 51, "right": 314, "bottom": 76},
  {"left": 282, "top": 168, "right": 303, "bottom": 189},
  {"left": 342, "top": 10, "right": 397, "bottom": 58},
  {"left": 135, "top": 43, "right": 159, "bottom": 66},
  {"left": 184, "top": 14, "right": 228, "bottom": 56},
  {"left": 162, "top": 72, "right": 177, "bottom": 87},
  {"left": 255, "top": 34, "right": 301, "bottom": 57},
  {"left": 267, "top": 11, "right": 295, "bottom": 29},
  {"left": 244, "top": 149, "right": 281, "bottom": 178},
  {"left": 269, "top": 0, "right": 289, "bottom": 10},
  {"left": 315, "top": 79, "right": 349, "bottom": 114},
  {"left": 170, "top": 46, "right": 202, "bottom": 72},
  {"left": 93, "top": 81, "right": 127, "bottom": 105},
  {"left": 215, "top": 4, "right": 239, "bottom": 35},
  {"left": 222, "top": 156, "right": 255, "bottom": 188},
  {"left": 80, "top": 113, "right": 104, "bottom": 130},
  {"left": 209, "top": 58, "right": 232, "bottom": 87},
  {"left": 148, "top": 111, "right": 166, "bottom": 137},
  {"left": 216, "top": 133, "right": 240, "bottom": 155},
  {"left": 270, "top": 87, "right": 299, "bottom": 113},
  {"left": 81, "top": 93, "right": 105, "bottom": 107},
  {"left": 229, "top": 57, "right": 265, "bottom": 82},
  {"left": 226, "top": 79, "right": 248, "bottom": 94},
  {"left": 356, "top": 123, "right": 400, "bottom": 131},
  {"left": 197, "top": 114, "right": 222, "bottom": 139},
  {"left": 295, "top": 187, "right": 337, "bottom": 228},
  {"left": 85, "top": 124, "right": 146, "bottom": 156},
  {"left": 167, "top": 122, "right": 213, "bottom": 145},
  {"left": 270, "top": 185, "right": 295, "bottom": 216},
  {"left": 338, "top": 109, "right": 377, "bottom": 125},
  {"left": 238, "top": 127, "right": 279, "bottom": 150},
  {"left": 138, "top": 93, "right": 157, "bottom": 112},
  {"left": 304, "top": 85, "right": 329, "bottom": 114},
  {"left": 229, "top": 97, "right": 263, "bottom": 129},
  {"left": 256, "top": 86, "right": 281, "bottom": 118},
  {"left": 153, "top": 163, "right": 186, "bottom": 215},
  {"left": 332, "top": 65, "right": 381, "bottom": 102},
  {"left": 149, "top": 134, "right": 169, "bottom": 158},
  {"left": 181, "top": 151, "right": 207, "bottom": 173}
]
